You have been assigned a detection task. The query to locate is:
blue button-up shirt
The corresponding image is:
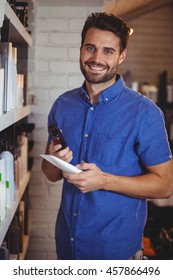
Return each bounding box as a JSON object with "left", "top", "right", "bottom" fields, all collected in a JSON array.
[{"left": 48, "top": 75, "right": 172, "bottom": 259}]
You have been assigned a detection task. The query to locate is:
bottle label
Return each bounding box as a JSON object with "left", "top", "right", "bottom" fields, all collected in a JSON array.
[{"left": 6, "top": 181, "right": 9, "bottom": 189}]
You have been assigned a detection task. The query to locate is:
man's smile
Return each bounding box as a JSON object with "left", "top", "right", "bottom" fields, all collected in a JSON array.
[{"left": 86, "top": 62, "right": 107, "bottom": 72}]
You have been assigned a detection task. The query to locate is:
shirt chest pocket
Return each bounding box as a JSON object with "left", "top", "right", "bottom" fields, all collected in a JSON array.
[{"left": 91, "top": 132, "right": 127, "bottom": 167}]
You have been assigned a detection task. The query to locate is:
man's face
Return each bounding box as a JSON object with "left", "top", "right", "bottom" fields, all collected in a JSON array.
[{"left": 80, "top": 27, "right": 126, "bottom": 85}]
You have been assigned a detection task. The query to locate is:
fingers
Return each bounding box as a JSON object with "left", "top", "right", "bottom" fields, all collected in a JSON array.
[
  {"left": 49, "top": 141, "right": 73, "bottom": 163},
  {"left": 63, "top": 162, "right": 104, "bottom": 193},
  {"left": 76, "top": 162, "right": 97, "bottom": 171},
  {"left": 64, "top": 173, "right": 93, "bottom": 193},
  {"left": 49, "top": 141, "right": 62, "bottom": 155},
  {"left": 60, "top": 148, "right": 73, "bottom": 162}
]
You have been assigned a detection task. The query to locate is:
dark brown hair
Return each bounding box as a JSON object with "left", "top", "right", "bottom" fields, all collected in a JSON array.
[{"left": 81, "top": 12, "right": 131, "bottom": 53}]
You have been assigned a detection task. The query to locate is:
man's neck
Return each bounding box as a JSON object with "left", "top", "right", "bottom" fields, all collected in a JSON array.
[{"left": 85, "top": 78, "right": 116, "bottom": 105}]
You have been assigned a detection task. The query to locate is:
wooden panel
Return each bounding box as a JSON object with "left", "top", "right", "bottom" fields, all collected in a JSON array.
[
  {"left": 104, "top": 0, "right": 173, "bottom": 18},
  {"left": 118, "top": 5, "right": 173, "bottom": 85}
]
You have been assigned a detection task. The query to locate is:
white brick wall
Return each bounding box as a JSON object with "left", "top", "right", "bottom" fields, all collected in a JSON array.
[{"left": 27, "top": 2, "right": 173, "bottom": 260}]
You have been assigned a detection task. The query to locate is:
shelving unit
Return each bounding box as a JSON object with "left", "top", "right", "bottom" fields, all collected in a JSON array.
[
  {"left": 0, "top": 105, "right": 31, "bottom": 131},
  {"left": 4, "top": 3, "right": 32, "bottom": 46},
  {"left": 0, "top": 1, "right": 32, "bottom": 259},
  {"left": 0, "top": 171, "right": 31, "bottom": 246}
]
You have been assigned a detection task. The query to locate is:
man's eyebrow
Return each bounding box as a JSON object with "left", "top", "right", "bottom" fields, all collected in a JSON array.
[
  {"left": 84, "top": 43, "right": 116, "bottom": 52},
  {"left": 84, "top": 43, "right": 95, "bottom": 47},
  {"left": 104, "top": 47, "right": 116, "bottom": 52}
]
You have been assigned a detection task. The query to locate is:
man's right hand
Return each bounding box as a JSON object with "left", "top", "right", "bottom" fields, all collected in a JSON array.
[{"left": 48, "top": 140, "right": 73, "bottom": 163}]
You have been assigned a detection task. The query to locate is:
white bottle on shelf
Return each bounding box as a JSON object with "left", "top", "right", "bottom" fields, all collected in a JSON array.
[
  {"left": 0, "top": 67, "right": 4, "bottom": 115},
  {"left": 6, "top": 42, "right": 13, "bottom": 111},
  {"left": 20, "top": 134, "right": 28, "bottom": 180},
  {"left": 0, "top": 159, "right": 6, "bottom": 221},
  {"left": 11, "top": 47, "right": 18, "bottom": 109},
  {"left": 0, "top": 141, "right": 15, "bottom": 209},
  {"left": 0, "top": 176, "right": 6, "bottom": 221},
  {"left": 17, "top": 74, "right": 24, "bottom": 108}
]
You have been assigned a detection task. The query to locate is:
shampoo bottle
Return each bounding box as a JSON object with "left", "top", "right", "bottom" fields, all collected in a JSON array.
[
  {"left": 7, "top": 42, "right": 13, "bottom": 111},
  {"left": 0, "top": 158, "right": 6, "bottom": 220},
  {"left": 0, "top": 172, "right": 6, "bottom": 221},
  {"left": 0, "top": 141, "right": 15, "bottom": 209},
  {"left": 0, "top": 54, "right": 5, "bottom": 115},
  {"left": 11, "top": 47, "right": 18, "bottom": 109}
]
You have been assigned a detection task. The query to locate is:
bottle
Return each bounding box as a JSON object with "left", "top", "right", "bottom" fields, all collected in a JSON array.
[
  {"left": 13, "top": 144, "right": 20, "bottom": 189},
  {"left": 15, "top": 1, "right": 28, "bottom": 27},
  {"left": 167, "top": 82, "right": 173, "bottom": 103},
  {"left": 17, "top": 74, "right": 24, "bottom": 107},
  {"left": 0, "top": 66, "right": 4, "bottom": 115},
  {"left": 7, "top": 1, "right": 16, "bottom": 12},
  {"left": 0, "top": 141, "right": 15, "bottom": 209},
  {"left": 19, "top": 133, "right": 28, "bottom": 180},
  {"left": 6, "top": 43, "right": 13, "bottom": 111},
  {"left": 0, "top": 159, "right": 6, "bottom": 221},
  {"left": 11, "top": 47, "right": 18, "bottom": 109},
  {"left": 48, "top": 124, "right": 67, "bottom": 149}
]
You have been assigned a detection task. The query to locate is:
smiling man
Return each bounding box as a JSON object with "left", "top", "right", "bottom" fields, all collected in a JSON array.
[{"left": 42, "top": 12, "right": 173, "bottom": 260}]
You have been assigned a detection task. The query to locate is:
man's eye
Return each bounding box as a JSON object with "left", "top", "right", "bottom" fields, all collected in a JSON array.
[
  {"left": 104, "top": 49, "right": 113, "bottom": 55},
  {"left": 86, "top": 46, "right": 95, "bottom": 52}
]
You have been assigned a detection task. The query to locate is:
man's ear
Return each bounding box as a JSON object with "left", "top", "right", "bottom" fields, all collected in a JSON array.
[{"left": 118, "top": 49, "right": 127, "bottom": 65}]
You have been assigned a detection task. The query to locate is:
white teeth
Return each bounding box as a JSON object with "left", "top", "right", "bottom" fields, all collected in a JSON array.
[{"left": 90, "top": 65, "right": 105, "bottom": 71}]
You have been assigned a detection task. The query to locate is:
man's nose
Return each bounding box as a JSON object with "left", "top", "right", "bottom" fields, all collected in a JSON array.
[{"left": 90, "top": 50, "right": 103, "bottom": 62}]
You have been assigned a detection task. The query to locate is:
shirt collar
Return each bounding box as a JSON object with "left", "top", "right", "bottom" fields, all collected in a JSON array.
[{"left": 81, "top": 74, "right": 125, "bottom": 104}]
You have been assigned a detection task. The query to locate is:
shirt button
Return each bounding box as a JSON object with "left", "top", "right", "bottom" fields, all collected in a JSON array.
[
  {"left": 74, "top": 213, "right": 77, "bottom": 216},
  {"left": 71, "top": 237, "right": 74, "bottom": 241},
  {"left": 105, "top": 97, "right": 108, "bottom": 102},
  {"left": 85, "top": 133, "right": 88, "bottom": 138},
  {"left": 90, "top": 107, "right": 94, "bottom": 111}
]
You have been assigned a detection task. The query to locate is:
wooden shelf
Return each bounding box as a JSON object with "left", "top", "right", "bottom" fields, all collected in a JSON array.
[
  {"left": 0, "top": 171, "right": 31, "bottom": 246},
  {"left": 5, "top": 2, "right": 32, "bottom": 47},
  {"left": 0, "top": 105, "right": 31, "bottom": 132}
]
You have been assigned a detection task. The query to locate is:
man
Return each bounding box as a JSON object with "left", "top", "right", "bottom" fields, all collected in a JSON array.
[{"left": 42, "top": 12, "right": 173, "bottom": 260}]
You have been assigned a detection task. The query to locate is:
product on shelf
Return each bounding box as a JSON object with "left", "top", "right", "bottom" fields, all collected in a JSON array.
[
  {"left": 167, "top": 81, "right": 173, "bottom": 103},
  {"left": 11, "top": 47, "right": 18, "bottom": 109},
  {"left": 17, "top": 73, "right": 24, "bottom": 108},
  {"left": 0, "top": 140, "right": 15, "bottom": 209},
  {"left": 140, "top": 83, "right": 158, "bottom": 103},
  {"left": 15, "top": 1, "right": 28, "bottom": 28},
  {"left": 0, "top": 170, "right": 6, "bottom": 221},
  {"left": 7, "top": 0, "right": 16, "bottom": 12},
  {"left": 0, "top": 44, "right": 8, "bottom": 113},
  {"left": 0, "top": 54, "right": 5, "bottom": 115},
  {"left": 7, "top": 215, "right": 20, "bottom": 256},
  {"left": 6, "top": 42, "right": 13, "bottom": 111},
  {"left": 0, "top": 241, "right": 9, "bottom": 260}
]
